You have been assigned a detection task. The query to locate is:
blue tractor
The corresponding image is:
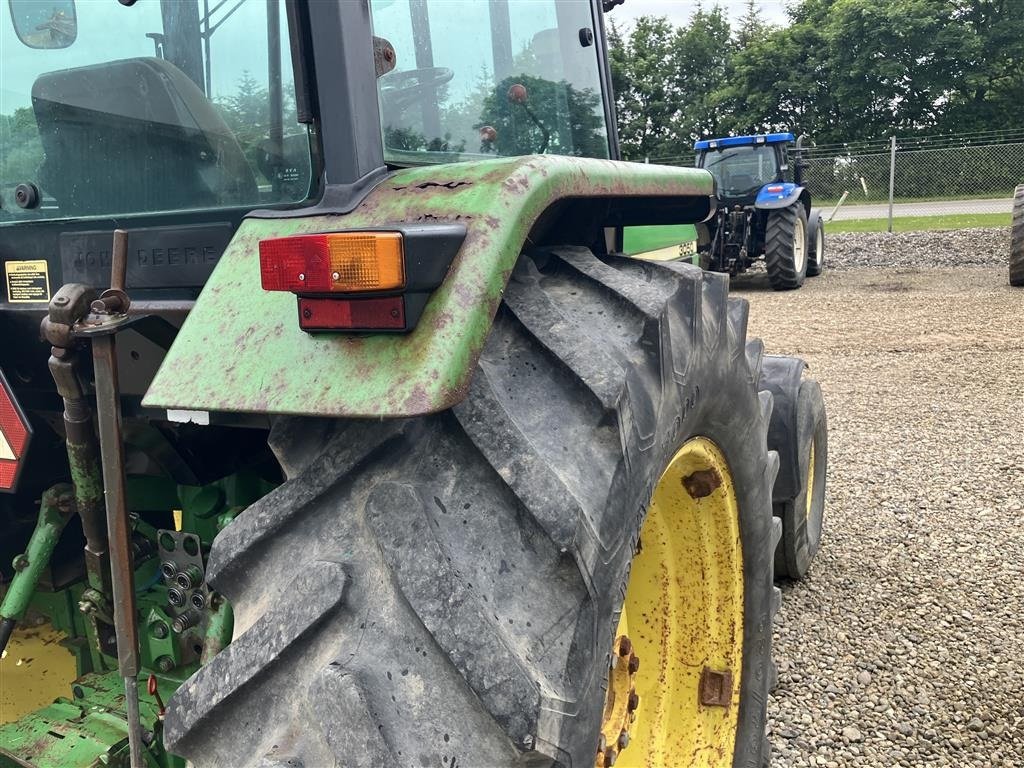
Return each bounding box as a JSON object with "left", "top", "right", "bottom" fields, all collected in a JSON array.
[{"left": 694, "top": 133, "right": 825, "bottom": 290}]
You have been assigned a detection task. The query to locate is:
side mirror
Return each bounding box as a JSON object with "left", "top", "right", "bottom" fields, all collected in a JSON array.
[{"left": 9, "top": 0, "right": 77, "bottom": 49}]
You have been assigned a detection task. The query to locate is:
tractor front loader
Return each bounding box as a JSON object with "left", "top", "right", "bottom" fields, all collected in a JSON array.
[{"left": 0, "top": 2, "right": 827, "bottom": 766}]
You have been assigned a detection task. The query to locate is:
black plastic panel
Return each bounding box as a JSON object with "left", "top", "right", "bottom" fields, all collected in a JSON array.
[{"left": 61, "top": 223, "right": 233, "bottom": 289}]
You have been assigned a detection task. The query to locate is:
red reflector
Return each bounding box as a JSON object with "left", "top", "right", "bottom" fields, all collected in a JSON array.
[
  {"left": 298, "top": 296, "right": 405, "bottom": 331},
  {"left": 766, "top": 185, "right": 785, "bottom": 193},
  {"left": 0, "top": 370, "right": 31, "bottom": 492},
  {"left": 0, "top": 460, "right": 16, "bottom": 488}
]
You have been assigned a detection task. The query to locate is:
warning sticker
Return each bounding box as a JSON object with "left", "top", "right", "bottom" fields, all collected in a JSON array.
[{"left": 4, "top": 260, "right": 51, "bottom": 303}]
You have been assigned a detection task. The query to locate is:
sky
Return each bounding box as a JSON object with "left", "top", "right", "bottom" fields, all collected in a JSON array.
[{"left": 608, "top": 0, "right": 790, "bottom": 29}]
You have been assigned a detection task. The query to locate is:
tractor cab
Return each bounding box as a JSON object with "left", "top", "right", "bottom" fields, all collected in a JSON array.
[{"left": 695, "top": 133, "right": 803, "bottom": 206}]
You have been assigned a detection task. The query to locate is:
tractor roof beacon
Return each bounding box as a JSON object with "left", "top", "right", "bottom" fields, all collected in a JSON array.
[
  {"left": 695, "top": 132, "right": 826, "bottom": 290},
  {"left": 0, "top": 3, "right": 827, "bottom": 767}
]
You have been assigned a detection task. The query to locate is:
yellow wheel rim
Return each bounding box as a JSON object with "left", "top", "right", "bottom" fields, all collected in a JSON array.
[
  {"left": 805, "top": 441, "right": 816, "bottom": 523},
  {"left": 598, "top": 437, "right": 744, "bottom": 767}
]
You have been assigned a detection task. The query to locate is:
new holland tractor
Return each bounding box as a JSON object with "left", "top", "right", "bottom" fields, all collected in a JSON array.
[
  {"left": 694, "top": 133, "right": 826, "bottom": 290},
  {"left": 0, "top": 2, "right": 828, "bottom": 766}
]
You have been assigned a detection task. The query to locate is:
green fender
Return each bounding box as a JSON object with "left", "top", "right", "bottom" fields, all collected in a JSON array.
[{"left": 142, "top": 155, "right": 713, "bottom": 418}]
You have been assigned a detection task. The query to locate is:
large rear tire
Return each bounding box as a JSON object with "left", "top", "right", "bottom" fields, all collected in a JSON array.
[
  {"left": 1011, "top": 184, "right": 1024, "bottom": 287},
  {"left": 764, "top": 204, "right": 808, "bottom": 290},
  {"left": 165, "top": 249, "right": 783, "bottom": 767}
]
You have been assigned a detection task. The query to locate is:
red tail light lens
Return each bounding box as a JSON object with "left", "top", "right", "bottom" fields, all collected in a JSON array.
[
  {"left": 765, "top": 185, "right": 785, "bottom": 193},
  {"left": 298, "top": 296, "right": 405, "bottom": 331}
]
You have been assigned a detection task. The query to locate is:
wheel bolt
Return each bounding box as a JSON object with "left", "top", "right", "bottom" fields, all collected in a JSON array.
[
  {"left": 627, "top": 690, "right": 640, "bottom": 712},
  {"left": 628, "top": 654, "right": 640, "bottom": 674},
  {"left": 597, "top": 734, "right": 607, "bottom": 753},
  {"left": 618, "top": 637, "right": 632, "bottom": 657},
  {"left": 603, "top": 747, "right": 617, "bottom": 766},
  {"left": 618, "top": 729, "right": 630, "bottom": 750}
]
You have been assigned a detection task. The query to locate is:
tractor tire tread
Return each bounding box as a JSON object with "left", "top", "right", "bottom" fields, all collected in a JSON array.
[
  {"left": 764, "top": 204, "right": 807, "bottom": 290},
  {"left": 1010, "top": 184, "right": 1024, "bottom": 286},
  {"left": 165, "top": 250, "right": 781, "bottom": 768}
]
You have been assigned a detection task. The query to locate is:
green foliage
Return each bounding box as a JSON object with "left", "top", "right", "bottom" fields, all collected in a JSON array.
[
  {"left": 0, "top": 107, "right": 43, "bottom": 184},
  {"left": 609, "top": 0, "right": 1024, "bottom": 159},
  {"left": 476, "top": 74, "right": 607, "bottom": 157}
]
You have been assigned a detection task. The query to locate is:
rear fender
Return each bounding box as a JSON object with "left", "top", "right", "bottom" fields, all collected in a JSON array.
[
  {"left": 143, "top": 155, "right": 714, "bottom": 418},
  {"left": 754, "top": 183, "right": 810, "bottom": 214}
]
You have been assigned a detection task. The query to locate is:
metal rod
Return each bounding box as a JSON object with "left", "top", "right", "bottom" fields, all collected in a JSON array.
[
  {"left": 92, "top": 332, "right": 144, "bottom": 768},
  {"left": 827, "top": 190, "right": 849, "bottom": 223},
  {"left": 887, "top": 135, "right": 897, "bottom": 233},
  {"left": 204, "top": 0, "right": 212, "bottom": 96},
  {"left": 111, "top": 230, "right": 128, "bottom": 291},
  {"left": 268, "top": 0, "right": 283, "bottom": 197}
]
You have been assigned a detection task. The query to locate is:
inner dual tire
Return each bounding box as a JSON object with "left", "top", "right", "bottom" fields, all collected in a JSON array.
[
  {"left": 165, "top": 248, "right": 790, "bottom": 767},
  {"left": 759, "top": 356, "right": 828, "bottom": 581},
  {"left": 806, "top": 208, "right": 825, "bottom": 277},
  {"left": 1011, "top": 184, "right": 1024, "bottom": 287}
]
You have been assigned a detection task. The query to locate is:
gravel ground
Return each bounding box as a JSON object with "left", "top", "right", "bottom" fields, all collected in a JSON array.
[
  {"left": 825, "top": 228, "right": 1010, "bottom": 270},
  {"left": 732, "top": 228, "right": 1024, "bottom": 767}
]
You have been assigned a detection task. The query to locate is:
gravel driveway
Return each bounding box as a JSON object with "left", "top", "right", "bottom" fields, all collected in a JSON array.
[{"left": 733, "top": 229, "right": 1024, "bottom": 767}]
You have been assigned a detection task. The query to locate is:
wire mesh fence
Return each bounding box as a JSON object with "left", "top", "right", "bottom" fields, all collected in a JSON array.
[
  {"left": 649, "top": 129, "right": 1022, "bottom": 227},
  {"left": 805, "top": 131, "right": 1023, "bottom": 223}
]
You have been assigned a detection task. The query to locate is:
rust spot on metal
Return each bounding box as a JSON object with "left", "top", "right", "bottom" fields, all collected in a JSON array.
[
  {"left": 682, "top": 468, "right": 722, "bottom": 499},
  {"left": 698, "top": 666, "right": 733, "bottom": 707}
]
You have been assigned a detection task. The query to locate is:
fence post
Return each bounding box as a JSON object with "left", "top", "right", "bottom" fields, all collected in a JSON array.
[{"left": 887, "top": 136, "right": 897, "bottom": 233}]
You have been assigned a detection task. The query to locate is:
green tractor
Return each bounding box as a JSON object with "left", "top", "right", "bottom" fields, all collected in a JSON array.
[{"left": 0, "top": 1, "right": 828, "bottom": 766}]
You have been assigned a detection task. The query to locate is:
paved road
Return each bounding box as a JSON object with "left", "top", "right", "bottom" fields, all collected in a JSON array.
[{"left": 828, "top": 197, "right": 1011, "bottom": 221}]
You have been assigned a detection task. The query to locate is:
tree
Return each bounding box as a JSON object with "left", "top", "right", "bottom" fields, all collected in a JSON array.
[
  {"left": 608, "top": 16, "right": 684, "bottom": 160},
  {"left": 608, "top": 0, "right": 1024, "bottom": 153},
  {"left": 670, "top": 6, "right": 735, "bottom": 148}
]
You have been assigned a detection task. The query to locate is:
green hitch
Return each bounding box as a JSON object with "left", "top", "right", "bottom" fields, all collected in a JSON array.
[
  {"left": 0, "top": 484, "right": 76, "bottom": 651},
  {"left": 199, "top": 597, "right": 233, "bottom": 665}
]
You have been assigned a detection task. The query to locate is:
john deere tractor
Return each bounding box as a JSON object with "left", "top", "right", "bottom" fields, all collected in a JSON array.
[
  {"left": 0, "top": 2, "right": 828, "bottom": 766},
  {"left": 695, "top": 133, "right": 826, "bottom": 290}
]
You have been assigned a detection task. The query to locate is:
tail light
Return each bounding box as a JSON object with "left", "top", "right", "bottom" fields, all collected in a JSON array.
[
  {"left": 257, "top": 225, "right": 465, "bottom": 333},
  {"left": 259, "top": 233, "right": 405, "bottom": 293},
  {"left": 765, "top": 185, "right": 785, "bottom": 193}
]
